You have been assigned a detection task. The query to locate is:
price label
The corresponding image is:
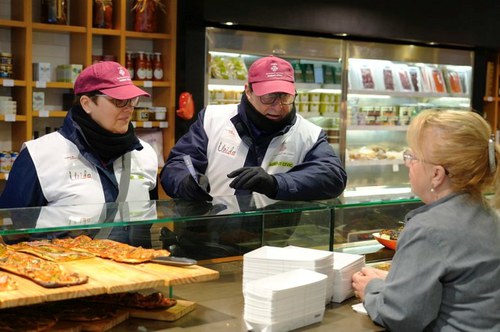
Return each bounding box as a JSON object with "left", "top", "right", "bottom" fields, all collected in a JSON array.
[
  {"left": 131, "top": 121, "right": 137, "bottom": 127},
  {"left": 4, "top": 114, "right": 16, "bottom": 122},
  {"left": 143, "top": 81, "right": 153, "bottom": 88},
  {"left": 2, "top": 79, "right": 14, "bottom": 87},
  {"left": 143, "top": 121, "right": 153, "bottom": 128},
  {"left": 35, "top": 81, "right": 47, "bottom": 88},
  {"left": 159, "top": 121, "right": 169, "bottom": 128},
  {"left": 392, "top": 163, "right": 399, "bottom": 172},
  {"left": 39, "top": 110, "right": 49, "bottom": 117}
]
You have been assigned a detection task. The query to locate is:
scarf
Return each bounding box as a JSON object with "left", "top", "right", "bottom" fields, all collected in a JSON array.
[
  {"left": 72, "top": 106, "right": 140, "bottom": 163},
  {"left": 242, "top": 93, "right": 296, "bottom": 133}
]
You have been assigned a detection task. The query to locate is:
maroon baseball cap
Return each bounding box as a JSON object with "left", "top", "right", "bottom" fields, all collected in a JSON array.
[
  {"left": 248, "top": 56, "right": 295, "bottom": 96},
  {"left": 74, "top": 61, "right": 150, "bottom": 99}
]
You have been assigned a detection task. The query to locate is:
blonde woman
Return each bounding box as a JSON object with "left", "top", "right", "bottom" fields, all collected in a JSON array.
[{"left": 352, "top": 109, "right": 500, "bottom": 331}]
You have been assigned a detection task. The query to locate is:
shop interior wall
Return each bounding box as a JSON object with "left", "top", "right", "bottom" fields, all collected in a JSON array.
[{"left": 176, "top": 0, "right": 497, "bottom": 139}]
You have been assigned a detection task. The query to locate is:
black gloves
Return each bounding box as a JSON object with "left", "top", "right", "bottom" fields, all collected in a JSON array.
[
  {"left": 227, "top": 167, "right": 278, "bottom": 198},
  {"left": 179, "top": 173, "right": 213, "bottom": 201}
]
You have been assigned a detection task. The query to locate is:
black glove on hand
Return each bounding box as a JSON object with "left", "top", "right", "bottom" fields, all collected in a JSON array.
[
  {"left": 227, "top": 167, "right": 278, "bottom": 197},
  {"left": 180, "top": 174, "right": 213, "bottom": 201}
]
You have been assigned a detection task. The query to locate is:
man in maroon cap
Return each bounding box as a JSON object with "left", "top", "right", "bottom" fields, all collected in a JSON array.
[
  {"left": 0, "top": 61, "right": 158, "bottom": 246},
  {"left": 159, "top": 56, "right": 347, "bottom": 258},
  {"left": 162, "top": 55, "right": 346, "bottom": 201}
]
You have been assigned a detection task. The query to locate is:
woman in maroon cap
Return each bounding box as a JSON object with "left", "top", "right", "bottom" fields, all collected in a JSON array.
[{"left": 0, "top": 61, "right": 158, "bottom": 246}]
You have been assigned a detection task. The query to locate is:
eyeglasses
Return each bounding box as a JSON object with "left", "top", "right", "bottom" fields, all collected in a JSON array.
[
  {"left": 95, "top": 94, "right": 140, "bottom": 108},
  {"left": 402, "top": 150, "right": 418, "bottom": 166},
  {"left": 403, "top": 149, "right": 450, "bottom": 174},
  {"left": 259, "top": 92, "right": 297, "bottom": 105}
]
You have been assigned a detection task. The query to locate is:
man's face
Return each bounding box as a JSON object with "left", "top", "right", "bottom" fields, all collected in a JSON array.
[{"left": 245, "top": 84, "right": 295, "bottom": 122}]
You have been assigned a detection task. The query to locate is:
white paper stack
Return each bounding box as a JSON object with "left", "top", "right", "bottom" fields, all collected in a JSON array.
[
  {"left": 331, "top": 252, "right": 365, "bottom": 303},
  {"left": 243, "top": 245, "right": 334, "bottom": 304},
  {"left": 244, "top": 269, "right": 327, "bottom": 332}
]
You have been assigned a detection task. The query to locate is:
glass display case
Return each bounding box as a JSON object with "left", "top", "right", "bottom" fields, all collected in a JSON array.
[{"left": 343, "top": 41, "right": 473, "bottom": 198}]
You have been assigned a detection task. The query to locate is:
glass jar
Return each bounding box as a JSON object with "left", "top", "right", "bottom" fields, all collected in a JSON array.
[
  {"left": 132, "top": 0, "right": 158, "bottom": 33},
  {"left": 93, "top": 0, "right": 113, "bottom": 29},
  {"left": 41, "top": 0, "right": 69, "bottom": 25},
  {"left": 153, "top": 52, "right": 163, "bottom": 81}
]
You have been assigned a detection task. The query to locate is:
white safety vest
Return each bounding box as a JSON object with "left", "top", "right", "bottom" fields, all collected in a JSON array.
[
  {"left": 24, "top": 132, "right": 158, "bottom": 206},
  {"left": 204, "top": 104, "right": 322, "bottom": 197}
]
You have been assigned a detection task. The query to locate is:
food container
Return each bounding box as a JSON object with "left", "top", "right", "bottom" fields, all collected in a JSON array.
[
  {"left": 135, "top": 108, "right": 150, "bottom": 121},
  {"left": 153, "top": 107, "right": 167, "bottom": 120}
]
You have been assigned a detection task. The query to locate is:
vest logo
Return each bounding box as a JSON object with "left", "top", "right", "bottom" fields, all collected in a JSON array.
[
  {"left": 217, "top": 141, "right": 237, "bottom": 157},
  {"left": 268, "top": 161, "right": 294, "bottom": 168},
  {"left": 68, "top": 169, "right": 93, "bottom": 181}
]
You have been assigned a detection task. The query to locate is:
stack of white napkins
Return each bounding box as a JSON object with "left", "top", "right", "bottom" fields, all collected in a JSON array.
[
  {"left": 331, "top": 252, "right": 365, "bottom": 303},
  {"left": 243, "top": 245, "right": 334, "bottom": 304},
  {"left": 243, "top": 269, "right": 327, "bottom": 332}
]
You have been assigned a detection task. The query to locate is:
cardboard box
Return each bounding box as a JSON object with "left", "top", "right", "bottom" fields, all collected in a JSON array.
[
  {"left": 56, "top": 64, "right": 83, "bottom": 82},
  {"left": 33, "top": 62, "right": 51, "bottom": 82},
  {"left": 32, "top": 92, "right": 45, "bottom": 111}
]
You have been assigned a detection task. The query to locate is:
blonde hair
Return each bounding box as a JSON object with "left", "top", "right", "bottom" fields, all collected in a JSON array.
[{"left": 407, "top": 109, "right": 500, "bottom": 208}]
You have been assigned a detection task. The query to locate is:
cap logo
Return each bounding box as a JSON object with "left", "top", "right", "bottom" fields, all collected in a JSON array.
[
  {"left": 117, "top": 66, "right": 130, "bottom": 83},
  {"left": 270, "top": 62, "right": 279, "bottom": 72}
]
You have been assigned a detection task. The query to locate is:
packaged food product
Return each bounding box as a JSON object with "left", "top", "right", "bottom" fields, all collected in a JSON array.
[{"left": 93, "top": 0, "right": 113, "bottom": 29}]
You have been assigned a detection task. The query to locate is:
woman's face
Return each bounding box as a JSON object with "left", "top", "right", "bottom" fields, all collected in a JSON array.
[
  {"left": 81, "top": 95, "right": 137, "bottom": 134},
  {"left": 405, "top": 149, "right": 435, "bottom": 204}
]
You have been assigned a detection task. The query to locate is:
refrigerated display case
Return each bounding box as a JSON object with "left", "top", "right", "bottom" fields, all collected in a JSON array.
[
  {"left": 344, "top": 41, "right": 473, "bottom": 198},
  {"left": 204, "top": 27, "right": 474, "bottom": 201}
]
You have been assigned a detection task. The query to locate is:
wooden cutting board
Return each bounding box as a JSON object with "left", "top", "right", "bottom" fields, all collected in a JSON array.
[
  {"left": 76, "top": 310, "right": 129, "bottom": 332},
  {"left": 128, "top": 299, "right": 196, "bottom": 321},
  {"left": 0, "top": 258, "right": 219, "bottom": 308},
  {"left": 133, "top": 262, "right": 220, "bottom": 286}
]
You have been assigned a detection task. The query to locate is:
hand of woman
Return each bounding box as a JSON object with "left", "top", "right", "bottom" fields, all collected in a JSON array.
[{"left": 352, "top": 267, "right": 388, "bottom": 301}]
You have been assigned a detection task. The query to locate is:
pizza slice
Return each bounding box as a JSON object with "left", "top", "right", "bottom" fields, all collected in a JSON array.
[
  {"left": 10, "top": 240, "right": 95, "bottom": 262},
  {"left": 0, "top": 273, "right": 18, "bottom": 291},
  {"left": 0, "top": 247, "right": 88, "bottom": 288},
  {"left": 52, "top": 235, "right": 170, "bottom": 263}
]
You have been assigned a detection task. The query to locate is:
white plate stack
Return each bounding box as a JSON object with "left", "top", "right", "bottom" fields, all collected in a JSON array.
[
  {"left": 243, "top": 246, "right": 334, "bottom": 304},
  {"left": 331, "top": 252, "right": 365, "bottom": 303},
  {"left": 243, "top": 269, "right": 327, "bottom": 332}
]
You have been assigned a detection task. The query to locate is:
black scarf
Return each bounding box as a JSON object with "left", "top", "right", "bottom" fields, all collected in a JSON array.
[
  {"left": 72, "top": 106, "right": 140, "bottom": 163},
  {"left": 242, "top": 93, "right": 296, "bottom": 133}
]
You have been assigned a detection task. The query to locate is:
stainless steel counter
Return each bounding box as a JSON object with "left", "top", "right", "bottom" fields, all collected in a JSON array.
[{"left": 112, "top": 260, "right": 385, "bottom": 331}]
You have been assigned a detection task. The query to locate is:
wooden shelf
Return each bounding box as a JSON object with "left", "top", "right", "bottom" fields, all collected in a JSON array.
[{"left": 0, "top": 0, "right": 177, "bottom": 200}]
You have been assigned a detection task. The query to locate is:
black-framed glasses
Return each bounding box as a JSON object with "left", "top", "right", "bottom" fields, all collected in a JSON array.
[
  {"left": 95, "top": 94, "right": 140, "bottom": 108},
  {"left": 259, "top": 92, "right": 297, "bottom": 105}
]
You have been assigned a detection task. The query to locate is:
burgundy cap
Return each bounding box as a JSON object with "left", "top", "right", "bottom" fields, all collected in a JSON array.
[
  {"left": 248, "top": 56, "right": 295, "bottom": 96},
  {"left": 74, "top": 61, "right": 150, "bottom": 99}
]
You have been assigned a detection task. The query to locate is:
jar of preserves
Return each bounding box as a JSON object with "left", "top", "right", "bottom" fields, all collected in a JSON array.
[
  {"left": 135, "top": 51, "right": 147, "bottom": 80},
  {"left": 93, "top": 0, "right": 113, "bottom": 29},
  {"left": 153, "top": 52, "right": 163, "bottom": 81},
  {"left": 132, "top": 0, "right": 166, "bottom": 33},
  {"left": 41, "top": 0, "right": 69, "bottom": 25}
]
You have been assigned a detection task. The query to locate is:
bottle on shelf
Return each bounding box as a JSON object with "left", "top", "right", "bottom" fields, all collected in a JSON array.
[
  {"left": 153, "top": 52, "right": 164, "bottom": 81},
  {"left": 41, "top": 0, "right": 69, "bottom": 25},
  {"left": 93, "top": 0, "right": 113, "bottom": 29},
  {"left": 135, "top": 51, "right": 147, "bottom": 80}
]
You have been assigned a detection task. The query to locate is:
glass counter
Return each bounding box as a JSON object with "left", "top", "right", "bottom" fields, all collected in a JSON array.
[{"left": 0, "top": 194, "right": 422, "bottom": 263}]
